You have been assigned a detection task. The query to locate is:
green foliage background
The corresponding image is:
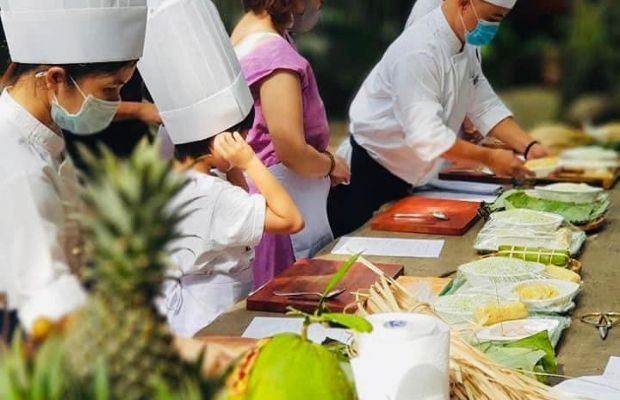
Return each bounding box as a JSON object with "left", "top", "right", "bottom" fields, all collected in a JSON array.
[{"left": 2, "top": 1, "right": 620, "bottom": 121}]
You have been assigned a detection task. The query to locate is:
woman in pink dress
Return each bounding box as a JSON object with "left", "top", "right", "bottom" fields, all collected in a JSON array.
[{"left": 231, "top": 0, "right": 350, "bottom": 288}]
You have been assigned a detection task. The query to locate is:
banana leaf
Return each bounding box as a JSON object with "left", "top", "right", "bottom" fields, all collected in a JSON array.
[
  {"left": 476, "top": 330, "right": 557, "bottom": 383},
  {"left": 494, "top": 190, "right": 609, "bottom": 224}
]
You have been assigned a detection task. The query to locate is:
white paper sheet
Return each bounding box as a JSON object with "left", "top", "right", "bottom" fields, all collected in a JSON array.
[
  {"left": 553, "top": 357, "right": 620, "bottom": 400},
  {"left": 554, "top": 376, "right": 620, "bottom": 400},
  {"left": 331, "top": 236, "right": 444, "bottom": 258},
  {"left": 242, "top": 317, "right": 353, "bottom": 344},
  {"left": 604, "top": 356, "right": 620, "bottom": 380}
]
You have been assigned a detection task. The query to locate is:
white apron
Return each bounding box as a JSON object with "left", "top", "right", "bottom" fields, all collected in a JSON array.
[
  {"left": 162, "top": 267, "right": 253, "bottom": 338},
  {"left": 269, "top": 163, "right": 333, "bottom": 259}
]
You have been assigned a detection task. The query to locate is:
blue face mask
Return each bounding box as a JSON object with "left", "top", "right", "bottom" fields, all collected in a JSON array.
[
  {"left": 50, "top": 77, "right": 120, "bottom": 135},
  {"left": 461, "top": 2, "right": 500, "bottom": 46}
]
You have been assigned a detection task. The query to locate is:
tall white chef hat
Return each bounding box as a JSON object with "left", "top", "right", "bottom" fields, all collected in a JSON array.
[
  {"left": 138, "top": 0, "right": 253, "bottom": 145},
  {"left": 0, "top": 0, "right": 148, "bottom": 64},
  {"left": 483, "top": 0, "right": 518, "bottom": 9}
]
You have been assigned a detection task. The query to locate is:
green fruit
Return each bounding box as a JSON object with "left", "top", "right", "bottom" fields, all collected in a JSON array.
[{"left": 225, "top": 334, "right": 355, "bottom": 400}]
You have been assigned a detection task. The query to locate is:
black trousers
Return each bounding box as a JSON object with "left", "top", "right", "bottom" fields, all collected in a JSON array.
[
  {"left": 328, "top": 137, "right": 411, "bottom": 238},
  {"left": 0, "top": 310, "right": 18, "bottom": 344}
]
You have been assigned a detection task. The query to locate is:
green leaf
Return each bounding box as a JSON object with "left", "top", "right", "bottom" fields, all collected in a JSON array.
[
  {"left": 93, "top": 358, "right": 110, "bottom": 400},
  {"left": 320, "top": 313, "right": 373, "bottom": 333},
  {"left": 506, "top": 330, "right": 557, "bottom": 375},
  {"left": 439, "top": 275, "right": 467, "bottom": 297},
  {"left": 482, "top": 346, "right": 547, "bottom": 372},
  {"left": 476, "top": 330, "right": 557, "bottom": 383},
  {"left": 495, "top": 190, "right": 609, "bottom": 224},
  {"left": 319, "top": 253, "right": 361, "bottom": 311}
]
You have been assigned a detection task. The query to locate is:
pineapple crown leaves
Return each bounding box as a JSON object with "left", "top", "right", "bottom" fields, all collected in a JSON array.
[
  {"left": 0, "top": 333, "right": 68, "bottom": 400},
  {"left": 78, "top": 139, "right": 192, "bottom": 303}
]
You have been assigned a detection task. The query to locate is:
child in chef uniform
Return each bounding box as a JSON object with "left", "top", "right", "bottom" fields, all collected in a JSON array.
[{"left": 139, "top": 0, "right": 303, "bottom": 337}]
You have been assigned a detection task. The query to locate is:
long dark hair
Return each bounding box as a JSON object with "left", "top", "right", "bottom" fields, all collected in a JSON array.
[{"left": 0, "top": 61, "right": 137, "bottom": 88}]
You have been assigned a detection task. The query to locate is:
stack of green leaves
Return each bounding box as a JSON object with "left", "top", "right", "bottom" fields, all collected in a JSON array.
[
  {"left": 476, "top": 331, "right": 557, "bottom": 384},
  {"left": 493, "top": 190, "right": 609, "bottom": 225}
]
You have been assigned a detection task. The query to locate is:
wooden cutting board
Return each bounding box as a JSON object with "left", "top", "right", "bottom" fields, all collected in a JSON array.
[
  {"left": 438, "top": 170, "right": 513, "bottom": 185},
  {"left": 370, "top": 196, "right": 481, "bottom": 236},
  {"left": 439, "top": 168, "right": 620, "bottom": 189},
  {"left": 246, "top": 259, "right": 404, "bottom": 314}
]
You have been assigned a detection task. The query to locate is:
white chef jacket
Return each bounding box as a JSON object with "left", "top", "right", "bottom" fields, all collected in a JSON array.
[
  {"left": 0, "top": 90, "right": 87, "bottom": 332},
  {"left": 339, "top": 8, "right": 512, "bottom": 186},
  {"left": 160, "top": 170, "right": 265, "bottom": 337},
  {"left": 406, "top": 0, "right": 442, "bottom": 29}
]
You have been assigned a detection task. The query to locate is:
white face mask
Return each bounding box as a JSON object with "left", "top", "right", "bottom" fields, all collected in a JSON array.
[
  {"left": 50, "top": 77, "right": 120, "bottom": 135},
  {"left": 291, "top": 0, "right": 322, "bottom": 34}
]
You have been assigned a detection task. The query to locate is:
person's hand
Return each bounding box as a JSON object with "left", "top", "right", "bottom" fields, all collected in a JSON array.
[
  {"left": 213, "top": 131, "right": 258, "bottom": 170},
  {"left": 138, "top": 102, "right": 162, "bottom": 125},
  {"left": 485, "top": 149, "right": 533, "bottom": 180},
  {"left": 330, "top": 156, "right": 351, "bottom": 186},
  {"left": 462, "top": 117, "right": 484, "bottom": 139},
  {"left": 526, "top": 143, "right": 552, "bottom": 160}
]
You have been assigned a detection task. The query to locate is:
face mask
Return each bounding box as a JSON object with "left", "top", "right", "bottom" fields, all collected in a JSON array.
[
  {"left": 291, "top": 0, "right": 322, "bottom": 34},
  {"left": 461, "top": 1, "right": 500, "bottom": 46},
  {"left": 51, "top": 77, "right": 120, "bottom": 135}
]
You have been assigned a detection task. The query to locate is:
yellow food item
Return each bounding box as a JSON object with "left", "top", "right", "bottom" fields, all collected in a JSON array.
[
  {"left": 515, "top": 284, "right": 560, "bottom": 301},
  {"left": 474, "top": 302, "right": 529, "bottom": 326},
  {"left": 545, "top": 265, "right": 581, "bottom": 283},
  {"left": 525, "top": 157, "right": 559, "bottom": 170}
]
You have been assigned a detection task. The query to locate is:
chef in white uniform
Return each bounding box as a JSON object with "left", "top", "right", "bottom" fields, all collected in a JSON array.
[
  {"left": 328, "top": 0, "right": 549, "bottom": 237},
  {"left": 0, "top": 0, "right": 148, "bottom": 334},
  {"left": 140, "top": 0, "right": 303, "bottom": 337}
]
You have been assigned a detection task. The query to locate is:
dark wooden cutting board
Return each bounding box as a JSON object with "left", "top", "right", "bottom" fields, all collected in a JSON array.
[
  {"left": 438, "top": 168, "right": 620, "bottom": 190},
  {"left": 370, "top": 196, "right": 481, "bottom": 236},
  {"left": 246, "top": 259, "right": 404, "bottom": 314}
]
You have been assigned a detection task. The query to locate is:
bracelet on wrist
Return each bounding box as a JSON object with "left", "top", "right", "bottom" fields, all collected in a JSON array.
[
  {"left": 523, "top": 141, "right": 540, "bottom": 160},
  {"left": 322, "top": 150, "right": 336, "bottom": 177}
]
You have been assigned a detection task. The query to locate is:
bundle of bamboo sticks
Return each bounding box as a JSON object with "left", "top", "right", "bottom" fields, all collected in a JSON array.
[{"left": 353, "top": 257, "right": 559, "bottom": 400}]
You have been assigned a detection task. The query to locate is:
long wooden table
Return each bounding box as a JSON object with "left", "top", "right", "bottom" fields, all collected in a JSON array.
[{"left": 199, "top": 188, "right": 620, "bottom": 378}]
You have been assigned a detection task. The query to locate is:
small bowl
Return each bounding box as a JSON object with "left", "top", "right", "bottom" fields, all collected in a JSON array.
[
  {"left": 525, "top": 157, "right": 560, "bottom": 178},
  {"left": 511, "top": 279, "right": 580, "bottom": 311}
]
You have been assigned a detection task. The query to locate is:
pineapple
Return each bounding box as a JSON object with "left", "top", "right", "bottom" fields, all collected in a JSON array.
[{"left": 63, "top": 140, "right": 206, "bottom": 400}]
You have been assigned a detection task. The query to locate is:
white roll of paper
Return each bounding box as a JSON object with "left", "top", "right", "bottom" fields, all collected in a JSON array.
[{"left": 351, "top": 313, "right": 450, "bottom": 400}]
